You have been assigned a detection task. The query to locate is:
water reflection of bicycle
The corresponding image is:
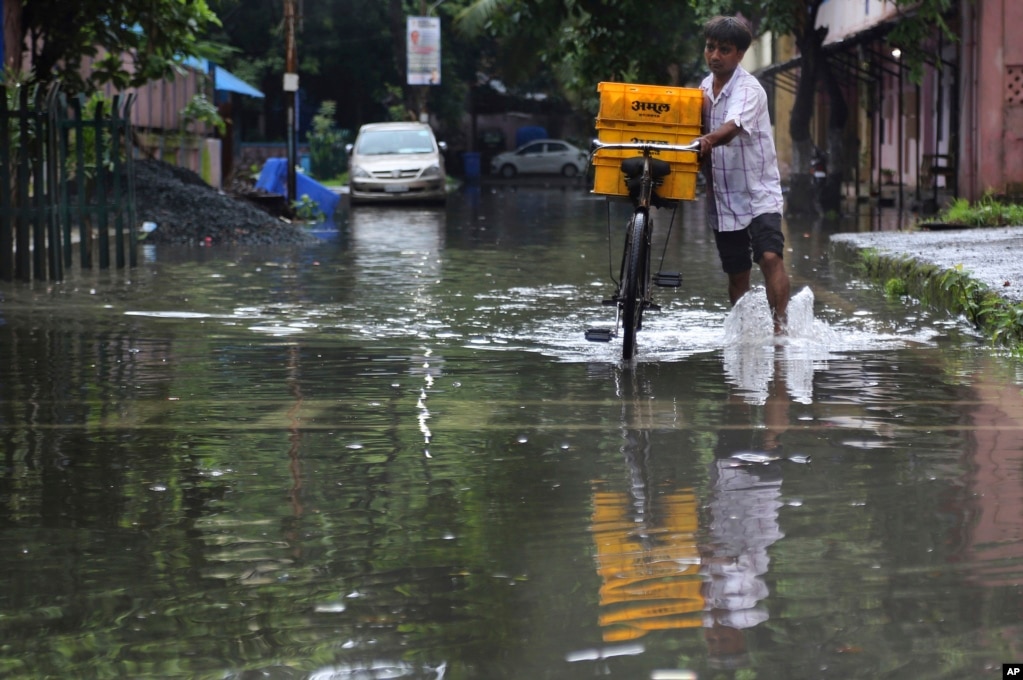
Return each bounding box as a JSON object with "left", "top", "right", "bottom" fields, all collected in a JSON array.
[{"left": 591, "top": 429, "right": 704, "bottom": 643}]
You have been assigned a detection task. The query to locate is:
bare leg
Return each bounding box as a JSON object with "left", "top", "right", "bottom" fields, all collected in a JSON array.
[
  {"left": 758, "top": 252, "right": 790, "bottom": 333},
  {"left": 726, "top": 270, "right": 751, "bottom": 305}
]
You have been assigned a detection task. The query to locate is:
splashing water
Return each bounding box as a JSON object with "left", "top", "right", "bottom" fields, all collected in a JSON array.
[
  {"left": 723, "top": 287, "right": 841, "bottom": 404},
  {"left": 723, "top": 286, "right": 838, "bottom": 347}
]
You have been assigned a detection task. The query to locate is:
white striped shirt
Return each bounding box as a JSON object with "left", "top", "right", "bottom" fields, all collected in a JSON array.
[{"left": 700, "top": 66, "right": 784, "bottom": 232}]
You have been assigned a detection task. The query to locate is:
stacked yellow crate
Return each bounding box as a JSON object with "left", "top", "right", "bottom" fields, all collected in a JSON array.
[{"left": 591, "top": 82, "right": 703, "bottom": 201}]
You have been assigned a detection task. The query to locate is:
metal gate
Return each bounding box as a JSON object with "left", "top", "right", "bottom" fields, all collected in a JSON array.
[{"left": 1, "top": 85, "right": 137, "bottom": 282}]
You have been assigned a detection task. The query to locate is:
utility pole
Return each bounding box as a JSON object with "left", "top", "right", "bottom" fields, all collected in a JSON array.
[
  {"left": 418, "top": 0, "right": 428, "bottom": 121},
  {"left": 284, "top": 0, "right": 298, "bottom": 203}
]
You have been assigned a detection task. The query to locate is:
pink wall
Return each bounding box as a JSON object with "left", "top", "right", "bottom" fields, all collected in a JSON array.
[
  {"left": 1001, "top": 0, "right": 1023, "bottom": 193},
  {"left": 963, "top": 0, "right": 1023, "bottom": 198}
]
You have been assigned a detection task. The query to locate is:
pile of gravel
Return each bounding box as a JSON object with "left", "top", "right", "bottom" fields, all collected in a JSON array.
[{"left": 132, "top": 158, "right": 319, "bottom": 246}]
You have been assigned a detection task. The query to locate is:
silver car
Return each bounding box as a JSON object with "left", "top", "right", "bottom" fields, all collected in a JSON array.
[
  {"left": 490, "top": 139, "right": 589, "bottom": 178},
  {"left": 347, "top": 122, "right": 447, "bottom": 204}
]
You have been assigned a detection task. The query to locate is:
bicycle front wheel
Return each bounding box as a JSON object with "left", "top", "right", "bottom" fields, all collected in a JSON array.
[{"left": 620, "top": 210, "right": 648, "bottom": 360}]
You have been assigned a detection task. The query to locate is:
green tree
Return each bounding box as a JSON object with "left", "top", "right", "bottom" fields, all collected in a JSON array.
[
  {"left": 454, "top": 0, "right": 704, "bottom": 112},
  {"left": 16, "top": 0, "right": 225, "bottom": 93},
  {"left": 207, "top": 0, "right": 402, "bottom": 138},
  {"left": 306, "top": 100, "right": 348, "bottom": 180}
]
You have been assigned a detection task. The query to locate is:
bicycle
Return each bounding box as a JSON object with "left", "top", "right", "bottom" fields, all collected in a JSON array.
[{"left": 585, "top": 138, "right": 701, "bottom": 360}]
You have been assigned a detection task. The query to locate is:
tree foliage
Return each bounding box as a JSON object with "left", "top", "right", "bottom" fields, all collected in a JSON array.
[
  {"left": 306, "top": 100, "right": 349, "bottom": 180},
  {"left": 455, "top": 0, "right": 704, "bottom": 109},
  {"left": 200, "top": 0, "right": 491, "bottom": 146},
  {"left": 17, "top": 0, "right": 225, "bottom": 94}
]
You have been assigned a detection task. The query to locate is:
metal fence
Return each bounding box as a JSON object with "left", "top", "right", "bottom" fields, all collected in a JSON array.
[{"left": 0, "top": 85, "right": 138, "bottom": 282}]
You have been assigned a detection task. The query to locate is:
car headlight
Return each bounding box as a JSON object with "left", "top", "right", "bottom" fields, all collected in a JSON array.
[
  {"left": 351, "top": 166, "right": 371, "bottom": 178},
  {"left": 421, "top": 165, "right": 443, "bottom": 179}
]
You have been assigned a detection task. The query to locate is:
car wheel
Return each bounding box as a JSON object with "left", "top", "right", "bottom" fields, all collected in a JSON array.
[
  {"left": 500, "top": 164, "right": 517, "bottom": 178},
  {"left": 561, "top": 164, "right": 579, "bottom": 178}
]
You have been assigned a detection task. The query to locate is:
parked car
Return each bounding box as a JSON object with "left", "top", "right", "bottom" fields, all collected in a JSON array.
[
  {"left": 490, "top": 139, "right": 589, "bottom": 178},
  {"left": 346, "top": 122, "right": 447, "bottom": 204}
]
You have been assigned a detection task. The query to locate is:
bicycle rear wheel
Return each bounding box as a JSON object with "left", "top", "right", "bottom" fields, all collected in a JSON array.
[{"left": 620, "top": 210, "right": 648, "bottom": 360}]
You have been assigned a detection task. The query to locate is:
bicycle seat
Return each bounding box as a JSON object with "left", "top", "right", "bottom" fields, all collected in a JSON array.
[
  {"left": 620, "top": 157, "right": 671, "bottom": 179},
  {"left": 621, "top": 157, "right": 674, "bottom": 207}
]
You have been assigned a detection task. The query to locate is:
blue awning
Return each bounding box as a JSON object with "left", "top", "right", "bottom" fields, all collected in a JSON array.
[
  {"left": 214, "top": 66, "right": 264, "bottom": 99},
  {"left": 183, "top": 57, "right": 265, "bottom": 98}
]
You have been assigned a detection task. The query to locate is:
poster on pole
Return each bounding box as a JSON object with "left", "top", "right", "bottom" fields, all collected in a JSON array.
[{"left": 407, "top": 16, "right": 441, "bottom": 85}]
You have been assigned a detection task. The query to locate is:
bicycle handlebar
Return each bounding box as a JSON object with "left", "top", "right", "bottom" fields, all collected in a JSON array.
[{"left": 590, "top": 138, "right": 701, "bottom": 160}]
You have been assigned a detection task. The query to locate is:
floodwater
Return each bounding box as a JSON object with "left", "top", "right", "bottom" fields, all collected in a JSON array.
[{"left": 1, "top": 183, "right": 1021, "bottom": 679}]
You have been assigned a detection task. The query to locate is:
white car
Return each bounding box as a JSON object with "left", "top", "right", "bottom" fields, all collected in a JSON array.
[
  {"left": 490, "top": 139, "right": 589, "bottom": 178},
  {"left": 346, "top": 122, "right": 447, "bottom": 204}
]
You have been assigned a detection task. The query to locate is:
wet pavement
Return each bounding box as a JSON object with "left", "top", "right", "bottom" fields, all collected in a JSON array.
[{"left": 831, "top": 225, "right": 1023, "bottom": 303}]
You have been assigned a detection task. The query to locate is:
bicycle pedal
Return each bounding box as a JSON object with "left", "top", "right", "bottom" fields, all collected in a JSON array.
[
  {"left": 601, "top": 298, "right": 618, "bottom": 306},
  {"left": 645, "top": 301, "right": 662, "bottom": 312},
  {"left": 585, "top": 328, "right": 614, "bottom": 342},
  {"left": 655, "top": 272, "right": 683, "bottom": 287}
]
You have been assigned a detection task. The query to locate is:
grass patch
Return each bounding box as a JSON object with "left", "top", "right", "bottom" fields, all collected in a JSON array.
[
  {"left": 883, "top": 277, "right": 908, "bottom": 297},
  {"left": 856, "top": 249, "right": 1023, "bottom": 353},
  {"left": 318, "top": 174, "right": 347, "bottom": 189},
  {"left": 921, "top": 194, "right": 1023, "bottom": 228}
]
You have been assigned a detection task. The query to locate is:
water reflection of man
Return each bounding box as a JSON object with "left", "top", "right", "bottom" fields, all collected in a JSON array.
[
  {"left": 701, "top": 454, "right": 783, "bottom": 670},
  {"left": 700, "top": 361, "right": 788, "bottom": 670}
]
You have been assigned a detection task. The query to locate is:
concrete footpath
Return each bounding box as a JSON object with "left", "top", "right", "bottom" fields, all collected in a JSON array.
[{"left": 831, "top": 226, "right": 1023, "bottom": 304}]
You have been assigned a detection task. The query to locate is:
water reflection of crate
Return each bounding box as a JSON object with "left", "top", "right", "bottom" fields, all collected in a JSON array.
[
  {"left": 594, "top": 122, "right": 700, "bottom": 165},
  {"left": 597, "top": 82, "right": 703, "bottom": 127},
  {"left": 591, "top": 157, "right": 698, "bottom": 201}
]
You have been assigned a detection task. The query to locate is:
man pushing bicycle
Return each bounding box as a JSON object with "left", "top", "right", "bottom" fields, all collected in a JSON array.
[{"left": 693, "top": 15, "right": 791, "bottom": 334}]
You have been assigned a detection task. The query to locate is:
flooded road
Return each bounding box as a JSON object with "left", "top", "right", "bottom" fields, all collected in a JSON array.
[{"left": 1, "top": 184, "right": 1021, "bottom": 679}]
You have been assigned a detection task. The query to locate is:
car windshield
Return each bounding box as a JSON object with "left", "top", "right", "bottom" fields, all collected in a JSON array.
[{"left": 356, "top": 129, "right": 435, "bottom": 155}]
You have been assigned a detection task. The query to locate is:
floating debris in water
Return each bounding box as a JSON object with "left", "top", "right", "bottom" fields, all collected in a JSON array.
[
  {"left": 729, "top": 451, "right": 782, "bottom": 464},
  {"left": 725, "top": 451, "right": 812, "bottom": 466}
]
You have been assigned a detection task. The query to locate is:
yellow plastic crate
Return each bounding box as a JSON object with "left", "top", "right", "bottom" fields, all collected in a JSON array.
[
  {"left": 594, "top": 122, "right": 701, "bottom": 164},
  {"left": 591, "top": 157, "right": 699, "bottom": 201},
  {"left": 597, "top": 82, "right": 703, "bottom": 127}
]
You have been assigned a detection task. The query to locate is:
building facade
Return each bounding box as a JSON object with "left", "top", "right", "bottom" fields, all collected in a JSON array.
[{"left": 756, "top": 0, "right": 1022, "bottom": 208}]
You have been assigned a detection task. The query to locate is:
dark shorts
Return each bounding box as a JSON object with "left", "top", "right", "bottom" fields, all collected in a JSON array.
[{"left": 713, "top": 213, "right": 785, "bottom": 275}]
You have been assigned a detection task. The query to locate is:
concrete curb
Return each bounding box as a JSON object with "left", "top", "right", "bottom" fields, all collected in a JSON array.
[{"left": 831, "top": 226, "right": 1023, "bottom": 304}]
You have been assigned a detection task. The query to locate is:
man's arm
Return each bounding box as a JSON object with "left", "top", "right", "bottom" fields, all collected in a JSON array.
[{"left": 696, "top": 120, "right": 742, "bottom": 156}]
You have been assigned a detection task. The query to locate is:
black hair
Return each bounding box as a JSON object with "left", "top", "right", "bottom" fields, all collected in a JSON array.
[{"left": 703, "top": 15, "right": 753, "bottom": 52}]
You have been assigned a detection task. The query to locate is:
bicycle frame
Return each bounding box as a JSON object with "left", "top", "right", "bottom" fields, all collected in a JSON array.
[{"left": 585, "top": 139, "right": 700, "bottom": 360}]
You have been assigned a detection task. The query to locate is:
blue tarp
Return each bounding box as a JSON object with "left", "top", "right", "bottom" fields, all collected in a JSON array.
[
  {"left": 515, "top": 126, "right": 548, "bottom": 148},
  {"left": 256, "top": 158, "right": 341, "bottom": 221}
]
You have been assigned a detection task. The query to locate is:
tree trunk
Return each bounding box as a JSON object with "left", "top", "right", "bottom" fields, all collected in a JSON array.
[
  {"left": 819, "top": 54, "right": 848, "bottom": 216},
  {"left": 786, "top": 42, "right": 819, "bottom": 217},
  {"left": 3, "top": 0, "right": 22, "bottom": 72}
]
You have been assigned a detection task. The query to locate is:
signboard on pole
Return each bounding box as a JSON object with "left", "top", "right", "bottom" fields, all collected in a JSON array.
[{"left": 407, "top": 16, "right": 441, "bottom": 85}]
